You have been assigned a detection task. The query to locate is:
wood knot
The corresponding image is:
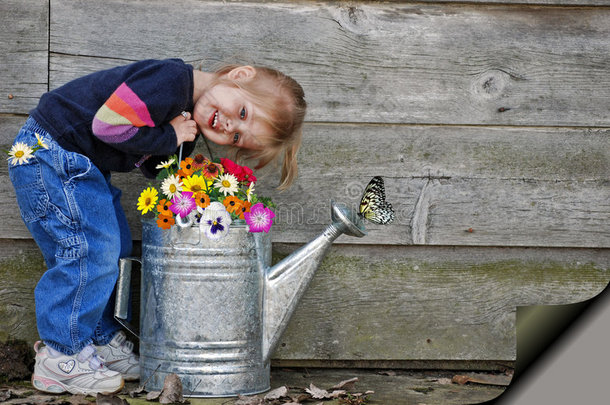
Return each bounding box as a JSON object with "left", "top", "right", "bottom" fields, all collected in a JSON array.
[
  {"left": 471, "top": 69, "right": 511, "bottom": 100},
  {"left": 330, "top": 5, "right": 379, "bottom": 35}
]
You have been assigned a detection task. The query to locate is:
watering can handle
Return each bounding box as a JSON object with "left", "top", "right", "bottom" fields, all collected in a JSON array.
[{"left": 114, "top": 257, "right": 141, "bottom": 339}]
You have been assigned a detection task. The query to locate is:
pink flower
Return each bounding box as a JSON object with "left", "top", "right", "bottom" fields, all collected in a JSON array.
[
  {"left": 244, "top": 203, "right": 275, "bottom": 233},
  {"left": 169, "top": 191, "right": 196, "bottom": 218}
]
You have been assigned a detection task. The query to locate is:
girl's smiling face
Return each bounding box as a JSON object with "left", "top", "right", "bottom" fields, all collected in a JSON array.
[{"left": 193, "top": 81, "right": 268, "bottom": 151}]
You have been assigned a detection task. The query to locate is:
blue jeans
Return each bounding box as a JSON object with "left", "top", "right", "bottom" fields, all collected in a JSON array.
[{"left": 8, "top": 118, "right": 132, "bottom": 355}]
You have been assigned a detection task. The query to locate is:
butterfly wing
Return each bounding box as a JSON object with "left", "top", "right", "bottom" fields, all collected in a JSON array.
[{"left": 359, "top": 176, "right": 395, "bottom": 225}]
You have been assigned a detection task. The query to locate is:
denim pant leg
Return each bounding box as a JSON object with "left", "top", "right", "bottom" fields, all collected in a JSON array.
[
  {"left": 9, "top": 119, "right": 123, "bottom": 355},
  {"left": 93, "top": 174, "right": 133, "bottom": 346}
]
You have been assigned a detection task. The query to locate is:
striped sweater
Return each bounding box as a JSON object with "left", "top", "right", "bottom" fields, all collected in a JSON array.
[{"left": 30, "top": 59, "right": 196, "bottom": 175}]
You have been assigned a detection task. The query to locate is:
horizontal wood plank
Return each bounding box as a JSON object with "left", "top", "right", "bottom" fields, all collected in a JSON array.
[
  {"left": 1, "top": 121, "right": 608, "bottom": 248},
  {"left": 288, "top": 125, "right": 610, "bottom": 182},
  {"left": 2, "top": 239, "right": 606, "bottom": 361},
  {"left": 212, "top": 124, "right": 610, "bottom": 248},
  {"left": 273, "top": 244, "right": 609, "bottom": 361},
  {"left": 0, "top": 0, "right": 48, "bottom": 114},
  {"left": 48, "top": 1, "right": 610, "bottom": 126},
  {"left": 245, "top": 176, "right": 609, "bottom": 248}
]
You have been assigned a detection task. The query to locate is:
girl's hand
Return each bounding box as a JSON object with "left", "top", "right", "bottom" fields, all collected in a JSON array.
[{"left": 170, "top": 112, "right": 198, "bottom": 146}]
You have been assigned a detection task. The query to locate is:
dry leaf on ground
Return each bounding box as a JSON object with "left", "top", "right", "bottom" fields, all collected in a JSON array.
[
  {"left": 264, "top": 386, "right": 288, "bottom": 400},
  {"left": 306, "top": 383, "right": 330, "bottom": 399},
  {"left": 159, "top": 373, "right": 184, "bottom": 404},
  {"left": 452, "top": 375, "right": 472, "bottom": 385},
  {"left": 452, "top": 374, "right": 511, "bottom": 386},
  {"left": 330, "top": 377, "right": 359, "bottom": 391},
  {"left": 146, "top": 391, "right": 162, "bottom": 401},
  {"left": 289, "top": 393, "right": 311, "bottom": 403},
  {"left": 305, "top": 383, "right": 348, "bottom": 400},
  {"left": 330, "top": 390, "right": 347, "bottom": 398}
]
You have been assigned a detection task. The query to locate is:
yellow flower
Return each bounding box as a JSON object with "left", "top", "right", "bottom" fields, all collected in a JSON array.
[
  {"left": 137, "top": 187, "right": 158, "bottom": 214},
  {"left": 7, "top": 142, "right": 34, "bottom": 166},
  {"left": 182, "top": 174, "right": 212, "bottom": 194}
]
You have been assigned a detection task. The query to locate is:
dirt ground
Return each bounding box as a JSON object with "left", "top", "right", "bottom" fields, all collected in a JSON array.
[
  {"left": 0, "top": 340, "right": 512, "bottom": 404},
  {"left": 1, "top": 367, "right": 512, "bottom": 405}
]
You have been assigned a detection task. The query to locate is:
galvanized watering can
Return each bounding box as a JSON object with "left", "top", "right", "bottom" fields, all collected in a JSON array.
[{"left": 115, "top": 201, "right": 366, "bottom": 397}]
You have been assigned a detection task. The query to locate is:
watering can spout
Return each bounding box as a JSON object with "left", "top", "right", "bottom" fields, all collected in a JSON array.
[{"left": 261, "top": 201, "right": 366, "bottom": 363}]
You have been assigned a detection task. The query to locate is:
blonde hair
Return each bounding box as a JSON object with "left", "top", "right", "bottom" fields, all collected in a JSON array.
[{"left": 213, "top": 65, "right": 306, "bottom": 190}]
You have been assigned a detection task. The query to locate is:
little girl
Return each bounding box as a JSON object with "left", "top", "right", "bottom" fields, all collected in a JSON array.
[{"left": 8, "top": 58, "right": 306, "bottom": 395}]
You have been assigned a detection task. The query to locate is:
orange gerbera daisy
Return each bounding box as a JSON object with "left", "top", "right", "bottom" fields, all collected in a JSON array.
[
  {"left": 156, "top": 199, "right": 173, "bottom": 217},
  {"left": 194, "top": 192, "right": 211, "bottom": 209},
  {"left": 156, "top": 213, "right": 175, "bottom": 230},
  {"left": 236, "top": 200, "right": 252, "bottom": 220},
  {"left": 177, "top": 157, "right": 195, "bottom": 178},
  {"left": 191, "top": 154, "right": 207, "bottom": 170},
  {"left": 201, "top": 161, "right": 224, "bottom": 180},
  {"left": 223, "top": 196, "right": 244, "bottom": 215}
]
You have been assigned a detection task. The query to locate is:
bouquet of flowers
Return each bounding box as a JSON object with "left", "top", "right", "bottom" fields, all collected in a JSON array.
[{"left": 137, "top": 154, "right": 275, "bottom": 240}]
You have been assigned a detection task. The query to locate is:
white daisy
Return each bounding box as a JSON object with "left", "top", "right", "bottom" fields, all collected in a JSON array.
[
  {"left": 161, "top": 174, "right": 183, "bottom": 199},
  {"left": 35, "top": 133, "right": 48, "bottom": 149},
  {"left": 246, "top": 181, "right": 255, "bottom": 202},
  {"left": 214, "top": 173, "right": 239, "bottom": 196},
  {"left": 7, "top": 142, "right": 34, "bottom": 166},
  {"left": 155, "top": 158, "right": 175, "bottom": 170}
]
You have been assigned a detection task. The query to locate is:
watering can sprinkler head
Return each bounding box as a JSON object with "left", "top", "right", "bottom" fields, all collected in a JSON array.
[{"left": 330, "top": 200, "right": 367, "bottom": 238}]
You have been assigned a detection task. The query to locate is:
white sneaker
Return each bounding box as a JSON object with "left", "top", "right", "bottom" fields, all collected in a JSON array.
[
  {"left": 95, "top": 331, "right": 140, "bottom": 381},
  {"left": 31, "top": 341, "right": 124, "bottom": 395}
]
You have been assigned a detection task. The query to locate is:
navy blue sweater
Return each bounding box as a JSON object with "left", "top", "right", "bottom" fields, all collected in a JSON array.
[{"left": 30, "top": 59, "right": 197, "bottom": 176}]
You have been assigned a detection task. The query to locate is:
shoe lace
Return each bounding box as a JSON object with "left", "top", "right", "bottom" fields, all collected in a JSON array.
[{"left": 77, "top": 345, "right": 105, "bottom": 370}]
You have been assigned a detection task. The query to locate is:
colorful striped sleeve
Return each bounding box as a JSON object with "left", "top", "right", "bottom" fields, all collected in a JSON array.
[{"left": 92, "top": 82, "right": 156, "bottom": 143}]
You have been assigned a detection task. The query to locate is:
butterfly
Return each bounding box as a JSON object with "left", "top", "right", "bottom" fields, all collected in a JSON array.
[{"left": 359, "top": 176, "right": 395, "bottom": 225}]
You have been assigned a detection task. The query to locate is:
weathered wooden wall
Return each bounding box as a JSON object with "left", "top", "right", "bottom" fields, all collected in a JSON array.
[{"left": 1, "top": 0, "right": 608, "bottom": 366}]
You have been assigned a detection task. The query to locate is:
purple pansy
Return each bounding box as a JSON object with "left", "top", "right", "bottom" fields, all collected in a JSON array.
[{"left": 200, "top": 204, "right": 232, "bottom": 240}]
